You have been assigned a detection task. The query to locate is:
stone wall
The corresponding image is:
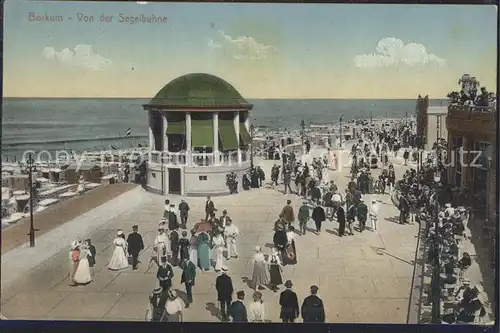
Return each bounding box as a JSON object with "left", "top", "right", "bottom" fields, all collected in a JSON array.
[{"left": 183, "top": 161, "right": 251, "bottom": 196}]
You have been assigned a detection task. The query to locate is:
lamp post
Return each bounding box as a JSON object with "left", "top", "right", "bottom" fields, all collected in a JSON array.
[
  {"left": 26, "top": 154, "right": 39, "bottom": 247},
  {"left": 339, "top": 115, "right": 344, "bottom": 149},
  {"left": 431, "top": 171, "right": 441, "bottom": 323},
  {"left": 250, "top": 124, "right": 255, "bottom": 170},
  {"left": 300, "top": 120, "right": 305, "bottom": 154}
]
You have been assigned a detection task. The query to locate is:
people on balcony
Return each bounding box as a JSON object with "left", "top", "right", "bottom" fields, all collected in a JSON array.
[{"left": 447, "top": 75, "right": 496, "bottom": 109}]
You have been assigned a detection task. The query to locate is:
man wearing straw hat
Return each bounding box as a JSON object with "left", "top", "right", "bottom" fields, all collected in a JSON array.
[
  {"left": 145, "top": 287, "right": 167, "bottom": 322},
  {"left": 215, "top": 265, "right": 234, "bottom": 322}
]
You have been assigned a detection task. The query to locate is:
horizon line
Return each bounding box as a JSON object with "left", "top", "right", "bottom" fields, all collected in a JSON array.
[{"left": 3, "top": 96, "right": 447, "bottom": 100}]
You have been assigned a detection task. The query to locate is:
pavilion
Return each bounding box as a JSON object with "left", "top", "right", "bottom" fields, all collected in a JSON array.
[{"left": 143, "top": 73, "right": 254, "bottom": 196}]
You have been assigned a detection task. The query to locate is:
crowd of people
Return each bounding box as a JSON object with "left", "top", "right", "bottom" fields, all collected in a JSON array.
[
  {"left": 426, "top": 200, "right": 490, "bottom": 324},
  {"left": 64, "top": 117, "right": 492, "bottom": 324}
]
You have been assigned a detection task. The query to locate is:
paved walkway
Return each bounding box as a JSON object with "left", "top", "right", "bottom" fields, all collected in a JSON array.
[
  {"left": 1, "top": 183, "right": 137, "bottom": 252},
  {"left": 1, "top": 147, "right": 419, "bottom": 323}
]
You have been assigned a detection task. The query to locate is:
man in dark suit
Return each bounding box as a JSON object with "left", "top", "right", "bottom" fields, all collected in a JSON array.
[
  {"left": 356, "top": 198, "right": 368, "bottom": 232},
  {"left": 311, "top": 204, "right": 326, "bottom": 233},
  {"left": 156, "top": 256, "right": 174, "bottom": 291},
  {"left": 178, "top": 199, "right": 190, "bottom": 228},
  {"left": 279, "top": 280, "right": 299, "bottom": 323},
  {"left": 399, "top": 194, "right": 410, "bottom": 224},
  {"left": 215, "top": 266, "right": 233, "bottom": 322},
  {"left": 180, "top": 258, "right": 196, "bottom": 307},
  {"left": 337, "top": 204, "right": 346, "bottom": 237},
  {"left": 205, "top": 196, "right": 215, "bottom": 220},
  {"left": 280, "top": 200, "right": 295, "bottom": 227},
  {"left": 301, "top": 285, "right": 325, "bottom": 323},
  {"left": 127, "top": 225, "right": 144, "bottom": 270},
  {"left": 229, "top": 291, "right": 248, "bottom": 322},
  {"left": 85, "top": 239, "right": 97, "bottom": 280}
]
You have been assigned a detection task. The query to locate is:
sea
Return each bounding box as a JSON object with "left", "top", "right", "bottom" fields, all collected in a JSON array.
[{"left": 2, "top": 98, "right": 446, "bottom": 160}]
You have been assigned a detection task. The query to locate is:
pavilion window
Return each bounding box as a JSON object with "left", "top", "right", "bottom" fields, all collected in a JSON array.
[
  {"left": 191, "top": 119, "right": 214, "bottom": 149},
  {"left": 218, "top": 120, "right": 238, "bottom": 151}
]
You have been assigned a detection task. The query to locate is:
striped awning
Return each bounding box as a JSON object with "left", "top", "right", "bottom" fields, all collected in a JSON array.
[
  {"left": 239, "top": 123, "right": 252, "bottom": 145},
  {"left": 166, "top": 121, "right": 185, "bottom": 135},
  {"left": 218, "top": 120, "right": 238, "bottom": 151},
  {"left": 191, "top": 120, "right": 214, "bottom": 148}
]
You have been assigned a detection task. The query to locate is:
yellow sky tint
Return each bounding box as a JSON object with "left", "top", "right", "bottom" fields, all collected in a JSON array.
[{"left": 4, "top": 47, "right": 497, "bottom": 99}]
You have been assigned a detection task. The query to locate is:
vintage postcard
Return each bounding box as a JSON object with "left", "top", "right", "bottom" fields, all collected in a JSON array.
[{"left": 1, "top": 1, "right": 496, "bottom": 325}]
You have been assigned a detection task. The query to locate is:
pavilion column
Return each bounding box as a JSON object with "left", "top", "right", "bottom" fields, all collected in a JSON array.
[
  {"left": 162, "top": 112, "right": 168, "bottom": 152},
  {"left": 186, "top": 112, "right": 192, "bottom": 166},
  {"left": 213, "top": 112, "right": 219, "bottom": 165},
  {"left": 148, "top": 111, "right": 155, "bottom": 151},
  {"left": 234, "top": 112, "right": 242, "bottom": 164}
]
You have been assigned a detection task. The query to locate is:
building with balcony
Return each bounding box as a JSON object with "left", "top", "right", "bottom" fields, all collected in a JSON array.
[
  {"left": 446, "top": 104, "right": 496, "bottom": 221},
  {"left": 144, "top": 73, "right": 253, "bottom": 196},
  {"left": 415, "top": 96, "right": 448, "bottom": 150}
]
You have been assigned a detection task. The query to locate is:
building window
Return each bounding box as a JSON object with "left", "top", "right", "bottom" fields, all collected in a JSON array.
[
  {"left": 455, "top": 169, "right": 461, "bottom": 187},
  {"left": 474, "top": 142, "right": 489, "bottom": 170},
  {"left": 472, "top": 141, "right": 489, "bottom": 214},
  {"left": 199, "top": 176, "right": 208, "bottom": 181}
]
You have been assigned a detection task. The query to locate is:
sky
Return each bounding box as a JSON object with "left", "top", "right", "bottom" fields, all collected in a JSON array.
[{"left": 3, "top": 1, "right": 497, "bottom": 99}]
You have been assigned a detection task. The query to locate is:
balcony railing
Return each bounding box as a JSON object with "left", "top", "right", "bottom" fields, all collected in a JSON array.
[
  {"left": 449, "top": 104, "right": 496, "bottom": 113},
  {"left": 148, "top": 151, "right": 249, "bottom": 167}
]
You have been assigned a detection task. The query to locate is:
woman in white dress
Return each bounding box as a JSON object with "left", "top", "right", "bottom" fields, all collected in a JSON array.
[
  {"left": 248, "top": 291, "right": 266, "bottom": 322},
  {"left": 77, "top": 174, "right": 85, "bottom": 195},
  {"left": 211, "top": 232, "right": 225, "bottom": 272},
  {"left": 73, "top": 243, "right": 93, "bottom": 284},
  {"left": 108, "top": 230, "right": 129, "bottom": 271}
]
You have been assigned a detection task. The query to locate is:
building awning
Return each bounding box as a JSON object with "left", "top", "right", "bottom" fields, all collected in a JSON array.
[
  {"left": 239, "top": 123, "right": 252, "bottom": 145},
  {"left": 191, "top": 120, "right": 214, "bottom": 148},
  {"left": 218, "top": 120, "right": 238, "bottom": 151},
  {"left": 165, "top": 121, "right": 185, "bottom": 135}
]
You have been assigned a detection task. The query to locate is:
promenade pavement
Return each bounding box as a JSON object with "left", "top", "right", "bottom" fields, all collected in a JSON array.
[{"left": 1, "top": 146, "right": 419, "bottom": 323}]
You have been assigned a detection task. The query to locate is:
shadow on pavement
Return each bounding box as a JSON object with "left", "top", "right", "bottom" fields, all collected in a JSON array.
[
  {"left": 325, "top": 228, "right": 339, "bottom": 236},
  {"left": 241, "top": 276, "right": 254, "bottom": 289},
  {"left": 305, "top": 227, "right": 318, "bottom": 235},
  {"left": 385, "top": 216, "right": 400, "bottom": 223},
  {"left": 205, "top": 302, "right": 221, "bottom": 320}
]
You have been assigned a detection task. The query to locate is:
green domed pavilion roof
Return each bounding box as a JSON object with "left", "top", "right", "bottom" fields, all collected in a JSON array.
[{"left": 146, "top": 73, "right": 252, "bottom": 109}]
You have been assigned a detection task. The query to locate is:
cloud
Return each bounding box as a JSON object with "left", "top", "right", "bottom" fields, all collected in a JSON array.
[
  {"left": 41, "top": 44, "right": 112, "bottom": 71},
  {"left": 208, "top": 30, "right": 276, "bottom": 60},
  {"left": 353, "top": 37, "right": 445, "bottom": 68}
]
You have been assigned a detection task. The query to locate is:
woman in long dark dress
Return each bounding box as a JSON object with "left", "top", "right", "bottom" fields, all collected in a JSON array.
[
  {"left": 337, "top": 205, "right": 346, "bottom": 237},
  {"left": 178, "top": 231, "right": 190, "bottom": 262},
  {"left": 268, "top": 248, "right": 283, "bottom": 292},
  {"left": 273, "top": 224, "right": 288, "bottom": 259}
]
